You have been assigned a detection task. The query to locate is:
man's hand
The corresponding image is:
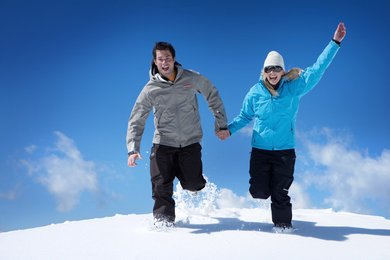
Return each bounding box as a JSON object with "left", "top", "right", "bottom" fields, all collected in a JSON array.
[
  {"left": 128, "top": 153, "right": 142, "bottom": 167},
  {"left": 334, "top": 22, "right": 346, "bottom": 43},
  {"left": 216, "top": 130, "right": 230, "bottom": 140}
]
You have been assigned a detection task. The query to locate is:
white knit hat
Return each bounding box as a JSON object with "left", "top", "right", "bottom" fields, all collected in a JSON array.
[{"left": 263, "top": 51, "right": 285, "bottom": 71}]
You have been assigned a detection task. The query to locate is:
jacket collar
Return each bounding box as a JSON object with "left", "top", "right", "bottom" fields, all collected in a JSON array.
[{"left": 150, "top": 64, "right": 184, "bottom": 83}]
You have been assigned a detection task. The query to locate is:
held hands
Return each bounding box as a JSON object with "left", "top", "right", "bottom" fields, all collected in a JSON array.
[
  {"left": 128, "top": 153, "right": 142, "bottom": 167},
  {"left": 334, "top": 22, "right": 346, "bottom": 43},
  {"left": 216, "top": 129, "right": 230, "bottom": 141}
]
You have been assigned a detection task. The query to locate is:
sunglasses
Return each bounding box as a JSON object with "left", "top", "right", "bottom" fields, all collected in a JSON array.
[{"left": 264, "top": 66, "right": 283, "bottom": 73}]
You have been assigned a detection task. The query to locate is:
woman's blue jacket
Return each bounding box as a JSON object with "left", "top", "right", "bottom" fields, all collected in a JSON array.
[{"left": 228, "top": 41, "right": 340, "bottom": 150}]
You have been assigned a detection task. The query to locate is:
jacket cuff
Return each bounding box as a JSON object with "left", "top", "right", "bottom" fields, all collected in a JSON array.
[{"left": 332, "top": 39, "right": 341, "bottom": 46}]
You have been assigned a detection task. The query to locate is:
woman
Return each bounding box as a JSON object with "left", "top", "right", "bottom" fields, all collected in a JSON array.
[{"left": 226, "top": 22, "right": 346, "bottom": 232}]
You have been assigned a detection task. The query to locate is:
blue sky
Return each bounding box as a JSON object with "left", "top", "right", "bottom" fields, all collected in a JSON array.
[{"left": 1, "top": 0, "right": 390, "bottom": 232}]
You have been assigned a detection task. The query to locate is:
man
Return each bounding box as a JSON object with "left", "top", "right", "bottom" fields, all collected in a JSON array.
[{"left": 126, "top": 42, "right": 229, "bottom": 227}]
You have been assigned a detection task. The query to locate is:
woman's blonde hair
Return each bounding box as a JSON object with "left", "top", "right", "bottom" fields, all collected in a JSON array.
[{"left": 261, "top": 67, "right": 302, "bottom": 96}]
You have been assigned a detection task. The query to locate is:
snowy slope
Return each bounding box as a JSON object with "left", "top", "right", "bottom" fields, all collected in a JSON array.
[
  {"left": 1, "top": 208, "right": 390, "bottom": 260},
  {"left": 1, "top": 183, "right": 390, "bottom": 260}
]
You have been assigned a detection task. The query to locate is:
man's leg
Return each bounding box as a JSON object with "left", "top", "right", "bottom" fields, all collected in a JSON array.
[
  {"left": 176, "top": 143, "right": 206, "bottom": 192},
  {"left": 150, "top": 144, "right": 177, "bottom": 222}
]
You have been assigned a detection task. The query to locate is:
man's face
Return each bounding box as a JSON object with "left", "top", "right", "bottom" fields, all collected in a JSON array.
[{"left": 154, "top": 50, "right": 175, "bottom": 80}]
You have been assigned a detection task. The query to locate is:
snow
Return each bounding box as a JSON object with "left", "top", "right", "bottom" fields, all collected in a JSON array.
[{"left": 1, "top": 182, "right": 390, "bottom": 260}]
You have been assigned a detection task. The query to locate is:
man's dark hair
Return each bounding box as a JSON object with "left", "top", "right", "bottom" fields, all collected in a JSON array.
[{"left": 152, "top": 41, "right": 176, "bottom": 59}]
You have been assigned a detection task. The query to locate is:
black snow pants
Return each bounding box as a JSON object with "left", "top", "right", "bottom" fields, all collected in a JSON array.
[
  {"left": 249, "top": 148, "right": 296, "bottom": 225},
  {"left": 150, "top": 143, "right": 206, "bottom": 222}
]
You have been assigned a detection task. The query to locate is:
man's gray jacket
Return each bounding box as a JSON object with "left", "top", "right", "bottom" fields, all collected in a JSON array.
[{"left": 126, "top": 65, "right": 228, "bottom": 154}]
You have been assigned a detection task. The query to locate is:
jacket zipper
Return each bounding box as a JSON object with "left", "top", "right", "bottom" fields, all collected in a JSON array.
[{"left": 270, "top": 95, "right": 276, "bottom": 150}]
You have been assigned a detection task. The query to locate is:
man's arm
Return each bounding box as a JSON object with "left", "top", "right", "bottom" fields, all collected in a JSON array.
[
  {"left": 126, "top": 87, "right": 153, "bottom": 167},
  {"left": 195, "top": 74, "right": 228, "bottom": 131}
]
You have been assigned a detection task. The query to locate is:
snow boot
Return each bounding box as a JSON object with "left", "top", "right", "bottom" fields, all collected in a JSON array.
[
  {"left": 272, "top": 223, "right": 294, "bottom": 233},
  {"left": 153, "top": 217, "right": 175, "bottom": 230}
]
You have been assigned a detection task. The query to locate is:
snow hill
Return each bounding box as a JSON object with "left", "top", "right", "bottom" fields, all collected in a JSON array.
[{"left": 1, "top": 182, "right": 390, "bottom": 260}]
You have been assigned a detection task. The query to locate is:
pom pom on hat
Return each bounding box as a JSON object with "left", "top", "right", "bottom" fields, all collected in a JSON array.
[{"left": 263, "top": 51, "right": 285, "bottom": 71}]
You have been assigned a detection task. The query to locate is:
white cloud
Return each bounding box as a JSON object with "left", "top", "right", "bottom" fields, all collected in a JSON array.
[
  {"left": 216, "top": 188, "right": 256, "bottom": 209},
  {"left": 21, "top": 131, "right": 98, "bottom": 212},
  {"left": 298, "top": 128, "right": 390, "bottom": 215},
  {"left": 216, "top": 184, "right": 310, "bottom": 211},
  {"left": 24, "top": 145, "right": 37, "bottom": 154},
  {"left": 289, "top": 182, "right": 311, "bottom": 209},
  {"left": 0, "top": 186, "right": 19, "bottom": 200}
]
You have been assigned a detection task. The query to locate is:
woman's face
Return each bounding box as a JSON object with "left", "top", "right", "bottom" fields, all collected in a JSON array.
[{"left": 264, "top": 66, "right": 284, "bottom": 86}]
